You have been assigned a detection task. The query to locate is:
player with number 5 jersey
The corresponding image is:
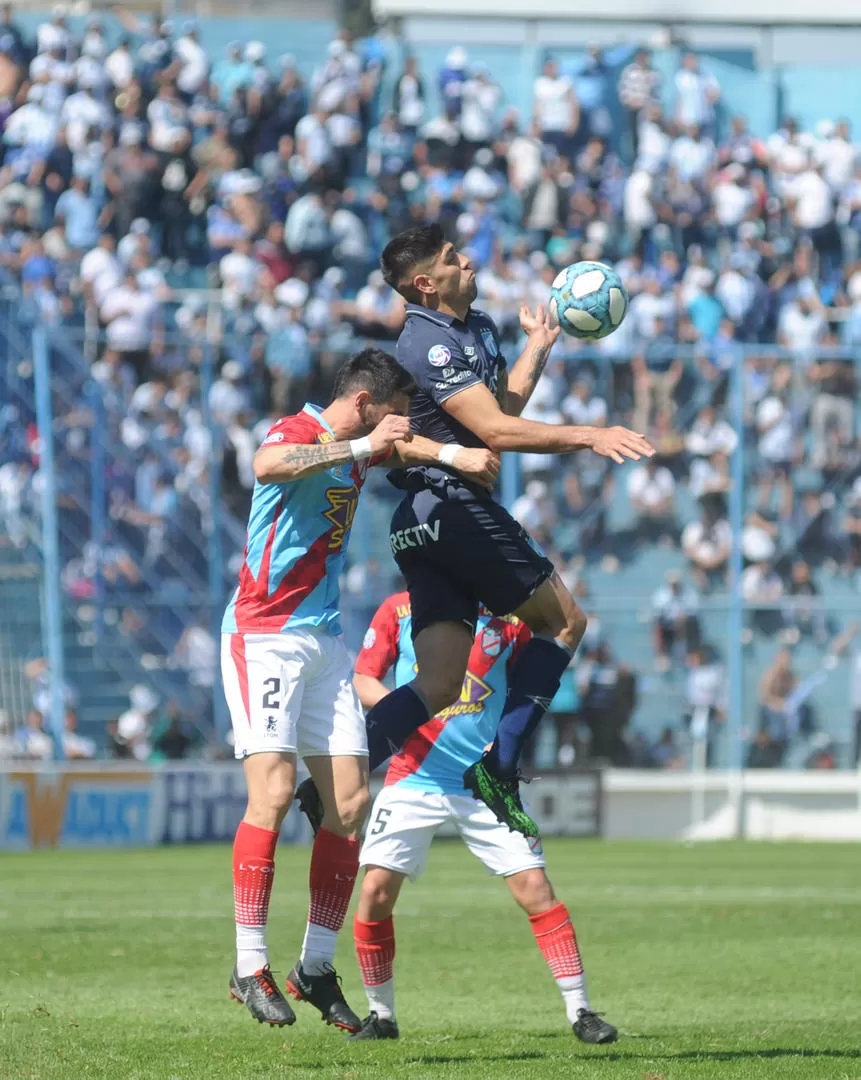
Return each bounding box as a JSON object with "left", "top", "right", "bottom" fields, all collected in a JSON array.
[
  {"left": 221, "top": 349, "right": 499, "bottom": 1032},
  {"left": 343, "top": 592, "right": 618, "bottom": 1044}
]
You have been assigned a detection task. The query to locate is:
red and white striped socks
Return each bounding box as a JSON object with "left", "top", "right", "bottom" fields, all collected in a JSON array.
[
  {"left": 354, "top": 914, "right": 396, "bottom": 1019},
  {"left": 233, "top": 821, "right": 279, "bottom": 977},
  {"left": 529, "top": 902, "right": 590, "bottom": 1023},
  {"left": 298, "top": 827, "right": 360, "bottom": 974}
]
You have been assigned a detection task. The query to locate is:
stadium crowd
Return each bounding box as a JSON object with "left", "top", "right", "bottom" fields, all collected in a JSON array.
[{"left": 1, "top": 9, "right": 860, "bottom": 768}]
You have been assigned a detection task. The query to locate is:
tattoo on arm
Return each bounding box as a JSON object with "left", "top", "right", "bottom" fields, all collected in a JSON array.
[
  {"left": 279, "top": 441, "right": 352, "bottom": 477},
  {"left": 524, "top": 341, "right": 552, "bottom": 396}
]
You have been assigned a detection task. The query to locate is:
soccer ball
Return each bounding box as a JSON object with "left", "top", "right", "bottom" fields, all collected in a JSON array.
[{"left": 548, "top": 261, "right": 628, "bottom": 340}]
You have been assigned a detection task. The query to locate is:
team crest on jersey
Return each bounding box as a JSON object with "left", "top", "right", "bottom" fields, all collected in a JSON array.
[
  {"left": 480, "top": 328, "right": 498, "bottom": 357},
  {"left": 438, "top": 671, "right": 493, "bottom": 719},
  {"left": 428, "top": 344, "right": 451, "bottom": 367},
  {"left": 323, "top": 483, "right": 359, "bottom": 551},
  {"left": 481, "top": 625, "right": 503, "bottom": 657}
]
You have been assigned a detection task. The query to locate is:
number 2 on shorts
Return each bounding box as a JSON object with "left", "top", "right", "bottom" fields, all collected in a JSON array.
[{"left": 262, "top": 677, "right": 281, "bottom": 710}]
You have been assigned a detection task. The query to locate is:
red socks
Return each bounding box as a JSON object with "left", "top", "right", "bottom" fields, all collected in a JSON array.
[
  {"left": 354, "top": 915, "right": 396, "bottom": 986},
  {"left": 233, "top": 821, "right": 278, "bottom": 928},
  {"left": 308, "top": 827, "right": 360, "bottom": 932},
  {"left": 529, "top": 902, "right": 584, "bottom": 979}
]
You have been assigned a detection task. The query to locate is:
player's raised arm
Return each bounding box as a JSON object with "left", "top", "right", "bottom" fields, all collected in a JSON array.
[
  {"left": 254, "top": 413, "right": 413, "bottom": 484},
  {"left": 385, "top": 435, "right": 500, "bottom": 490},
  {"left": 443, "top": 382, "right": 655, "bottom": 464},
  {"left": 503, "top": 305, "right": 561, "bottom": 417}
]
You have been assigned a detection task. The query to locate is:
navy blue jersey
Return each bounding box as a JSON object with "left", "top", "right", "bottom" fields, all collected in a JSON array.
[{"left": 396, "top": 304, "right": 507, "bottom": 451}]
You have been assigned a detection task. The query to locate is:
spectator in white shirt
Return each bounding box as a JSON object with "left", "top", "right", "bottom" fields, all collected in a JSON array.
[
  {"left": 219, "top": 237, "right": 258, "bottom": 309},
  {"left": 561, "top": 378, "right": 608, "bottom": 427},
  {"left": 209, "top": 361, "right": 249, "bottom": 426},
  {"left": 532, "top": 57, "right": 578, "bottom": 159},
  {"left": 99, "top": 271, "right": 160, "bottom": 382},
  {"left": 147, "top": 82, "right": 189, "bottom": 153},
  {"left": 460, "top": 66, "right": 502, "bottom": 160},
  {"left": 684, "top": 645, "right": 726, "bottom": 763},
  {"left": 674, "top": 52, "right": 720, "bottom": 136},
  {"left": 16, "top": 709, "right": 54, "bottom": 760},
  {"left": 682, "top": 497, "right": 733, "bottom": 591},
  {"left": 651, "top": 570, "right": 701, "bottom": 672},
  {"left": 685, "top": 405, "right": 738, "bottom": 459},
  {"left": 63, "top": 708, "right": 96, "bottom": 759},
  {"left": 790, "top": 160, "right": 840, "bottom": 271},
  {"left": 816, "top": 119, "right": 855, "bottom": 194},
  {"left": 105, "top": 37, "right": 134, "bottom": 90},
  {"left": 670, "top": 125, "right": 715, "bottom": 184},
  {"left": 777, "top": 294, "right": 826, "bottom": 365},
  {"left": 174, "top": 22, "right": 209, "bottom": 98},
  {"left": 618, "top": 49, "right": 661, "bottom": 160},
  {"left": 506, "top": 118, "right": 543, "bottom": 193},
  {"left": 755, "top": 366, "right": 795, "bottom": 519},
  {"left": 627, "top": 458, "right": 678, "bottom": 543}
]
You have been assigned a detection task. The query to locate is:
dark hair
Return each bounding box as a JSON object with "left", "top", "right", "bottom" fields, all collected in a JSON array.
[
  {"left": 331, "top": 348, "right": 416, "bottom": 404},
  {"left": 380, "top": 224, "right": 446, "bottom": 300}
]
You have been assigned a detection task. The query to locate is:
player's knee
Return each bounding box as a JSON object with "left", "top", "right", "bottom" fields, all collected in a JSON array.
[
  {"left": 508, "top": 869, "right": 556, "bottom": 915},
  {"left": 558, "top": 602, "right": 588, "bottom": 652},
  {"left": 246, "top": 773, "right": 295, "bottom": 829},
  {"left": 361, "top": 872, "right": 397, "bottom": 919},
  {"left": 415, "top": 669, "right": 465, "bottom": 714}
]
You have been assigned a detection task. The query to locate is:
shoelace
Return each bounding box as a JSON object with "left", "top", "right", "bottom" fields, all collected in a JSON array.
[
  {"left": 254, "top": 967, "right": 280, "bottom": 998},
  {"left": 317, "top": 963, "right": 347, "bottom": 998}
]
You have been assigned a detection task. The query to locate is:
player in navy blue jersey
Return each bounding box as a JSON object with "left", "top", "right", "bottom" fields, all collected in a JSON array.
[{"left": 356, "top": 225, "right": 654, "bottom": 837}]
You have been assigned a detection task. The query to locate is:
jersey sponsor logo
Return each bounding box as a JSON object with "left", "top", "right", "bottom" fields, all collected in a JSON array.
[
  {"left": 262, "top": 431, "right": 285, "bottom": 445},
  {"left": 480, "top": 328, "right": 499, "bottom": 357},
  {"left": 437, "top": 670, "right": 493, "bottom": 719},
  {"left": 433, "top": 370, "right": 471, "bottom": 390},
  {"left": 428, "top": 344, "right": 452, "bottom": 367},
  {"left": 442, "top": 366, "right": 455, "bottom": 378},
  {"left": 317, "top": 430, "right": 335, "bottom": 444},
  {"left": 481, "top": 625, "right": 502, "bottom": 657},
  {"left": 463, "top": 345, "right": 476, "bottom": 358},
  {"left": 389, "top": 520, "right": 441, "bottom": 553},
  {"left": 323, "top": 483, "right": 359, "bottom": 551},
  {"left": 362, "top": 627, "right": 376, "bottom": 650},
  {"left": 396, "top": 604, "right": 411, "bottom": 619}
]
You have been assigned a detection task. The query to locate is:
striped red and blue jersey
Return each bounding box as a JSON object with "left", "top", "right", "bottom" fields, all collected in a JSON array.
[
  {"left": 355, "top": 592, "right": 531, "bottom": 794},
  {"left": 222, "top": 404, "right": 388, "bottom": 636}
]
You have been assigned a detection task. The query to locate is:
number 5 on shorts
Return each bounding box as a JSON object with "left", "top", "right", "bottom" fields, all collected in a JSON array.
[{"left": 370, "top": 807, "right": 392, "bottom": 835}]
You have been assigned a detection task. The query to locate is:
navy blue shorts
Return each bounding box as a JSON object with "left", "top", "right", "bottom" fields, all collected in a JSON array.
[{"left": 388, "top": 481, "right": 554, "bottom": 640}]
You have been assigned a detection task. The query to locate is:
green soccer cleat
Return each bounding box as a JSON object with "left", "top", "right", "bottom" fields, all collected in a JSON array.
[{"left": 463, "top": 753, "right": 539, "bottom": 838}]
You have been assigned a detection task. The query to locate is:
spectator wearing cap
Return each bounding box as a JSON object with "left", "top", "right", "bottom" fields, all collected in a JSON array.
[
  {"left": 618, "top": 49, "right": 661, "bottom": 161},
  {"left": 438, "top": 46, "right": 468, "bottom": 119},
  {"left": 532, "top": 56, "right": 578, "bottom": 162}
]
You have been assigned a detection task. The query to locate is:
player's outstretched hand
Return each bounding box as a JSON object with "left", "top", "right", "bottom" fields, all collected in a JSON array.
[
  {"left": 519, "top": 304, "right": 561, "bottom": 345},
  {"left": 452, "top": 447, "right": 501, "bottom": 489},
  {"left": 590, "top": 427, "right": 655, "bottom": 465},
  {"left": 369, "top": 413, "right": 414, "bottom": 454}
]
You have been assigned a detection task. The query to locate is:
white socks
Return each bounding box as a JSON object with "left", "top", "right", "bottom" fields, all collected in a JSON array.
[
  {"left": 557, "top": 973, "right": 590, "bottom": 1024},
  {"left": 236, "top": 924, "right": 268, "bottom": 978},
  {"left": 365, "top": 978, "right": 396, "bottom": 1020},
  {"left": 299, "top": 922, "right": 338, "bottom": 975}
]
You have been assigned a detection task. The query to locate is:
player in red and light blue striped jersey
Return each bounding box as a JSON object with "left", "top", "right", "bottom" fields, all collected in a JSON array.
[{"left": 346, "top": 592, "right": 618, "bottom": 1045}]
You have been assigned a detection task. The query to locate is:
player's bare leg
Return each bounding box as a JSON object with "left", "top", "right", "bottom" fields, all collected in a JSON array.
[
  {"left": 295, "top": 623, "right": 473, "bottom": 836},
  {"left": 230, "top": 751, "right": 297, "bottom": 1026},
  {"left": 465, "top": 573, "right": 587, "bottom": 837},
  {"left": 285, "top": 754, "right": 370, "bottom": 1032},
  {"left": 346, "top": 865, "right": 406, "bottom": 1040},
  {"left": 505, "top": 868, "right": 617, "bottom": 1043}
]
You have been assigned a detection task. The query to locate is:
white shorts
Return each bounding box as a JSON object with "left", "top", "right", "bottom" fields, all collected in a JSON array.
[
  {"left": 221, "top": 630, "right": 368, "bottom": 760},
  {"left": 359, "top": 783, "right": 545, "bottom": 881}
]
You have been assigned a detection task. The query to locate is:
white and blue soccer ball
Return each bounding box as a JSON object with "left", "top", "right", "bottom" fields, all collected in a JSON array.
[{"left": 548, "top": 261, "right": 628, "bottom": 340}]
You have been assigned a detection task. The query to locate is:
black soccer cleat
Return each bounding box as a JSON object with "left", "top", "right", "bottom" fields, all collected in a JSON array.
[
  {"left": 345, "top": 1011, "right": 400, "bottom": 1041},
  {"left": 572, "top": 1009, "right": 618, "bottom": 1044},
  {"left": 229, "top": 965, "right": 296, "bottom": 1026},
  {"left": 463, "top": 753, "right": 539, "bottom": 837},
  {"left": 285, "top": 962, "right": 362, "bottom": 1032},
  {"left": 295, "top": 777, "right": 324, "bottom": 836}
]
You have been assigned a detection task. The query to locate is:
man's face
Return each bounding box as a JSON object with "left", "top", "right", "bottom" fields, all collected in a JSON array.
[
  {"left": 355, "top": 391, "right": 411, "bottom": 435},
  {"left": 413, "top": 241, "right": 477, "bottom": 309}
]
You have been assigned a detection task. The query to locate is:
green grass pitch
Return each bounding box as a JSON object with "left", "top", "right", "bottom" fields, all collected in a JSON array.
[{"left": 1, "top": 840, "right": 860, "bottom": 1080}]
